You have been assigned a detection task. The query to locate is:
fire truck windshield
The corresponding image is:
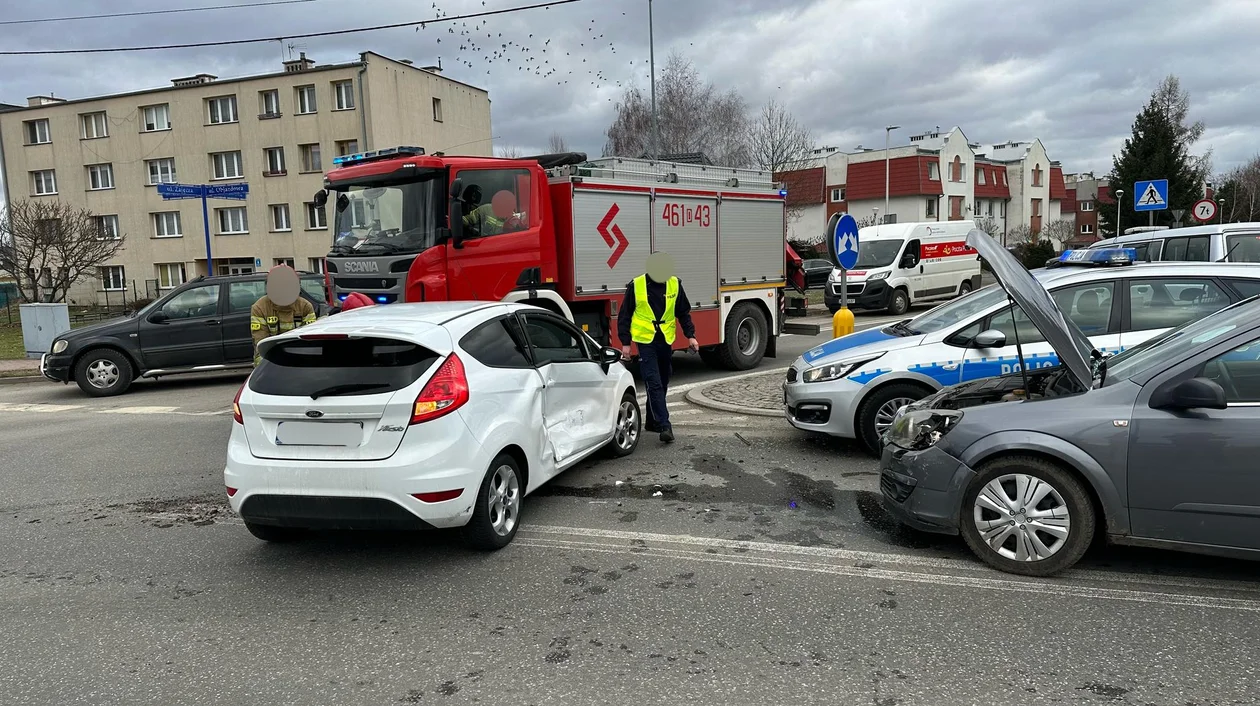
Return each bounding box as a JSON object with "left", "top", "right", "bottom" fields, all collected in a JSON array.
[{"left": 328, "top": 170, "right": 444, "bottom": 257}]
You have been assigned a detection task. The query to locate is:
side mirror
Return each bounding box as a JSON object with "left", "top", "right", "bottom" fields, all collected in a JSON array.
[
  {"left": 971, "top": 329, "right": 1006, "bottom": 349},
  {"left": 312, "top": 189, "right": 328, "bottom": 209},
  {"left": 448, "top": 177, "right": 465, "bottom": 249},
  {"left": 1153, "top": 377, "right": 1228, "bottom": 410},
  {"left": 449, "top": 177, "right": 464, "bottom": 199},
  {"left": 599, "top": 346, "right": 622, "bottom": 371},
  {"left": 899, "top": 255, "right": 917, "bottom": 269},
  {"left": 148, "top": 311, "right": 169, "bottom": 324},
  {"left": 335, "top": 193, "right": 349, "bottom": 213}
]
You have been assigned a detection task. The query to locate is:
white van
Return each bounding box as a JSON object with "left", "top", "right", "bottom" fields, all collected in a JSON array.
[
  {"left": 824, "top": 221, "right": 983, "bottom": 315},
  {"left": 1088, "top": 222, "right": 1260, "bottom": 263}
]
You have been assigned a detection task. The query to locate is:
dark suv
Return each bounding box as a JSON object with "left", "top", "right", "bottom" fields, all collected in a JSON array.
[{"left": 41, "top": 272, "right": 329, "bottom": 396}]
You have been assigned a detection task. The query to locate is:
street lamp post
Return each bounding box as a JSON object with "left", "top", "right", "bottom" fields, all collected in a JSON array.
[
  {"left": 1114, "top": 189, "right": 1124, "bottom": 237},
  {"left": 884, "top": 125, "right": 899, "bottom": 226},
  {"left": 648, "top": 0, "right": 659, "bottom": 161},
  {"left": 1219, "top": 198, "right": 1226, "bottom": 224}
]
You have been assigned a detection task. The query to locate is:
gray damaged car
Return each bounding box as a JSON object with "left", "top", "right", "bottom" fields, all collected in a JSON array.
[{"left": 880, "top": 229, "right": 1260, "bottom": 576}]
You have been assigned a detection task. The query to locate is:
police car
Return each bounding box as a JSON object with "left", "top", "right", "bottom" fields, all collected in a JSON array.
[{"left": 784, "top": 247, "right": 1260, "bottom": 453}]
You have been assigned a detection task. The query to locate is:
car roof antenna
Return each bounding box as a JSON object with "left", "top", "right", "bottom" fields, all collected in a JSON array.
[{"left": 1008, "top": 294, "right": 1032, "bottom": 398}]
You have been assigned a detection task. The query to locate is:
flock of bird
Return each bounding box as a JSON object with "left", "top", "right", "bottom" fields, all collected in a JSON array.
[{"left": 416, "top": 2, "right": 650, "bottom": 99}]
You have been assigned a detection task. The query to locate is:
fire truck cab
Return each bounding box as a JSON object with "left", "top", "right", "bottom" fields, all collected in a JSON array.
[{"left": 319, "top": 147, "right": 791, "bottom": 370}]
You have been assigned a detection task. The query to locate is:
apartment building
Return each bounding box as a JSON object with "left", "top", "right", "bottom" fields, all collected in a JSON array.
[
  {"left": 0, "top": 51, "right": 491, "bottom": 304},
  {"left": 1062, "top": 173, "right": 1113, "bottom": 246},
  {"left": 780, "top": 127, "right": 1069, "bottom": 247}
]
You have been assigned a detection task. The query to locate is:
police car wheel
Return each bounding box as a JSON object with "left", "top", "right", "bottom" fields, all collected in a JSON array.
[
  {"left": 887, "top": 289, "right": 910, "bottom": 316},
  {"left": 856, "top": 383, "right": 929, "bottom": 454},
  {"left": 959, "top": 456, "right": 1095, "bottom": 577}
]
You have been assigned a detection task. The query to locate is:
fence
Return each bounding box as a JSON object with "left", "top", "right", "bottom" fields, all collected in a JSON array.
[{"left": 1, "top": 276, "right": 153, "bottom": 327}]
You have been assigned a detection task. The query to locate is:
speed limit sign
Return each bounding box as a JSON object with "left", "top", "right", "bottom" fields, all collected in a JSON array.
[{"left": 1192, "top": 198, "right": 1218, "bottom": 223}]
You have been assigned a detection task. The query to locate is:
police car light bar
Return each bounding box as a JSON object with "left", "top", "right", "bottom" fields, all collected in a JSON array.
[
  {"left": 1056, "top": 248, "right": 1137, "bottom": 266},
  {"left": 332, "top": 146, "right": 425, "bottom": 166}
]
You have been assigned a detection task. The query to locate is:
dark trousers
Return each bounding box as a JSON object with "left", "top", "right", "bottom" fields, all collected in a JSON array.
[{"left": 637, "top": 340, "right": 673, "bottom": 431}]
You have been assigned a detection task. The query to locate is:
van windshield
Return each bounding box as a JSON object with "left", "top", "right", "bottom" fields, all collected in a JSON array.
[{"left": 855, "top": 240, "right": 904, "bottom": 268}]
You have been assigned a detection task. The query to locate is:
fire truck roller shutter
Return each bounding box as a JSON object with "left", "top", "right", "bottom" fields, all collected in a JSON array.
[
  {"left": 652, "top": 195, "right": 719, "bottom": 309},
  {"left": 572, "top": 190, "right": 652, "bottom": 295},
  {"left": 719, "top": 198, "right": 786, "bottom": 286}
]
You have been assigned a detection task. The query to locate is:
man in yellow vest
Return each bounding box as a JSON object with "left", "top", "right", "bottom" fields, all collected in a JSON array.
[
  {"left": 250, "top": 265, "right": 317, "bottom": 365},
  {"left": 618, "top": 252, "right": 698, "bottom": 443}
]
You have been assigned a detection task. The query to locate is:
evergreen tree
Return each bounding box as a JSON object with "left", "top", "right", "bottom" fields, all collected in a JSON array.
[{"left": 1099, "top": 76, "right": 1208, "bottom": 236}]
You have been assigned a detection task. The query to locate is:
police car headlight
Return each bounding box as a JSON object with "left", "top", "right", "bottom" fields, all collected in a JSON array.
[
  {"left": 884, "top": 409, "right": 962, "bottom": 450},
  {"left": 866, "top": 271, "right": 890, "bottom": 281},
  {"left": 802, "top": 353, "right": 883, "bottom": 383},
  {"left": 51, "top": 339, "right": 68, "bottom": 354}
]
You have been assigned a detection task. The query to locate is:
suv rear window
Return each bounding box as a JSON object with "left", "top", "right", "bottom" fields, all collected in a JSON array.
[{"left": 249, "top": 337, "right": 439, "bottom": 397}]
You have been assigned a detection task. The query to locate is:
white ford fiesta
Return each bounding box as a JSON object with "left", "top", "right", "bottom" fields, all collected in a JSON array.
[{"left": 225, "top": 302, "right": 641, "bottom": 549}]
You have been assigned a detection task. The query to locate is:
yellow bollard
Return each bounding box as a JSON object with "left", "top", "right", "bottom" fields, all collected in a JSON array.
[{"left": 832, "top": 306, "right": 855, "bottom": 337}]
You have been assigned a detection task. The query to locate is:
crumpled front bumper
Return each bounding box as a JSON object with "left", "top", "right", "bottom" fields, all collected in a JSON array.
[{"left": 878, "top": 441, "right": 977, "bottom": 535}]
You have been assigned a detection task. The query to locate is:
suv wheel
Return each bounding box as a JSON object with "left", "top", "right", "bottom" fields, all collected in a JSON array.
[
  {"left": 959, "top": 456, "right": 1095, "bottom": 576},
  {"left": 74, "top": 348, "right": 134, "bottom": 397}
]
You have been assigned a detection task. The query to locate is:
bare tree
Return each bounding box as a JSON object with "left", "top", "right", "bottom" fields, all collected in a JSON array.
[
  {"left": 1219, "top": 155, "right": 1260, "bottom": 222},
  {"left": 974, "top": 217, "right": 1002, "bottom": 239},
  {"left": 496, "top": 145, "right": 524, "bottom": 159},
  {"left": 1039, "top": 219, "right": 1076, "bottom": 250},
  {"left": 0, "top": 200, "right": 125, "bottom": 303},
  {"left": 547, "top": 133, "right": 568, "bottom": 153},
  {"left": 748, "top": 99, "right": 814, "bottom": 174},
  {"left": 853, "top": 215, "right": 878, "bottom": 229},
  {"left": 1006, "top": 223, "right": 1036, "bottom": 245},
  {"left": 604, "top": 53, "right": 749, "bottom": 167}
]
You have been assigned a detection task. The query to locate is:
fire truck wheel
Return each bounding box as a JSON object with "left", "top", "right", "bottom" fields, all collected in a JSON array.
[
  {"left": 698, "top": 347, "right": 722, "bottom": 366},
  {"left": 716, "top": 303, "right": 768, "bottom": 371}
]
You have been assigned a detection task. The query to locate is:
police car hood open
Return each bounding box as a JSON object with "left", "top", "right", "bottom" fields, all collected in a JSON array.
[{"left": 965, "top": 230, "right": 1096, "bottom": 387}]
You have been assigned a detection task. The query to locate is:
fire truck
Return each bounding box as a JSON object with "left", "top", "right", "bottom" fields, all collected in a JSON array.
[{"left": 318, "top": 147, "right": 798, "bottom": 369}]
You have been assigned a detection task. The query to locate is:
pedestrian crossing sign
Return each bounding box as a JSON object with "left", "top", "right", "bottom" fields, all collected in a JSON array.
[{"left": 1134, "top": 179, "right": 1169, "bottom": 212}]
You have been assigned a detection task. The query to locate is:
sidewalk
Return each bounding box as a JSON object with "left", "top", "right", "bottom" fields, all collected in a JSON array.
[
  {"left": 685, "top": 369, "right": 785, "bottom": 417},
  {"left": 0, "top": 356, "right": 43, "bottom": 384}
]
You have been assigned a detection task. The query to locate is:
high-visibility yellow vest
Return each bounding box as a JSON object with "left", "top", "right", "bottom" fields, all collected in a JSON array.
[{"left": 630, "top": 275, "right": 678, "bottom": 345}]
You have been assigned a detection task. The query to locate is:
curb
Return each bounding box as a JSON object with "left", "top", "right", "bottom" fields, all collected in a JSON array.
[
  {"left": 0, "top": 374, "right": 44, "bottom": 386},
  {"left": 685, "top": 370, "right": 786, "bottom": 418}
]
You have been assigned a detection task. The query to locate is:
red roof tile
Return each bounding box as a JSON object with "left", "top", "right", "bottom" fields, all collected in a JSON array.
[{"left": 846, "top": 156, "right": 942, "bottom": 200}]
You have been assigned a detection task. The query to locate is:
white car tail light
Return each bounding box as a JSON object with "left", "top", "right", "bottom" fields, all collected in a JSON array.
[
  {"left": 410, "top": 353, "right": 469, "bottom": 424},
  {"left": 232, "top": 382, "right": 245, "bottom": 424}
]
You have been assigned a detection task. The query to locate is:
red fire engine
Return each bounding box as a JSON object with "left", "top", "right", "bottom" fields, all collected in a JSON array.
[{"left": 319, "top": 147, "right": 801, "bottom": 369}]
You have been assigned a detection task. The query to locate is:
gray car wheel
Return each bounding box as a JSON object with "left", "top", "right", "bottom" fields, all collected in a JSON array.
[{"left": 960, "top": 456, "right": 1095, "bottom": 576}]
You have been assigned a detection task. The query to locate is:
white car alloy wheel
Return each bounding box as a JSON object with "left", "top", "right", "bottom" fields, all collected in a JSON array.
[
  {"left": 487, "top": 463, "right": 521, "bottom": 537},
  {"left": 972, "top": 473, "right": 1071, "bottom": 562}
]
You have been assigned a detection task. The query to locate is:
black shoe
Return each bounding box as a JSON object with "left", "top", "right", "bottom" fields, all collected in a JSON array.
[
  {"left": 660, "top": 428, "right": 675, "bottom": 443},
  {"left": 645, "top": 421, "right": 660, "bottom": 433}
]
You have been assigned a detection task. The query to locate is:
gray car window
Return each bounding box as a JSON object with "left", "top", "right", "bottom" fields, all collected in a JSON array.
[
  {"left": 1199, "top": 338, "right": 1260, "bottom": 403},
  {"left": 1128, "top": 279, "right": 1230, "bottom": 332}
]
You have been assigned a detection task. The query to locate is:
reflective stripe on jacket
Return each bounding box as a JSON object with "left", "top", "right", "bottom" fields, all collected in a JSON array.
[
  {"left": 251, "top": 297, "right": 316, "bottom": 364},
  {"left": 630, "top": 275, "right": 678, "bottom": 345}
]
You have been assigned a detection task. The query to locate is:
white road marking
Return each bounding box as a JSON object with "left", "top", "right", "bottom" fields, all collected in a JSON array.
[
  {"left": 0, "top": 402, "right": 85, "bottom": 413},
  {"left": 98, "top": 406, "right": 180, "bottom": 415}
]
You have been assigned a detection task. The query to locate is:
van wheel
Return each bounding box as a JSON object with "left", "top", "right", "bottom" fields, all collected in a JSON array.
[
  {"left": 959, "top": 281, "right": 973, "bottom": 296},
  {"left": 715, "top": 302, "right": 767, "bottom": 370},
  {"left": 463, "top": 453, "right": 523, "bottom": 550},
  {"left": 74, "top": 348, "right": 134, "bottom": 397},
  {"left": 855, "top": 383, "right": 930, "bottom": 455},
  {"left": 886, "top": 289, "right": 910, "bottom": 316},
  {"left": 959, "top": 456, "right": 1095, "bottom": 576}
]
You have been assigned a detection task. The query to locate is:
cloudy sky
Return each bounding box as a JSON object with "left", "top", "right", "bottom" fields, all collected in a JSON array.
[{"left": 2, "top": 0, "right": 1257, "bottom": 181}]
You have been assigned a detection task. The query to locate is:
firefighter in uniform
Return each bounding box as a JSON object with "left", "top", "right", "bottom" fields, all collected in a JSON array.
[
  {"left": 250, "top": 265, "right": 317, "bottom": 365},
  {"left": 618, "top": 252, "right": 698, "bottom": 443},
  {"left": 460, "top": 184, "right": 505, "bottom": 236}
]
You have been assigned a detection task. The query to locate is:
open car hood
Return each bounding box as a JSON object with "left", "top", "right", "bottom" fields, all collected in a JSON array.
[{"left": 965, "top": 230, "right": 1095, "bottom": 388}]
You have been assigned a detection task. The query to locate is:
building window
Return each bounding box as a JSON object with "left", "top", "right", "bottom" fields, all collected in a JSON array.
[
  {"left": 157, "top": 263, "right": 186, "bottom": 290},
  {"left": 433, "top": 97, "right": 443, "bottom": 122},
  {"left": 830, "top": 187, "right": 845, "bottom": 203},
  {"left": 146, "top": 157, "right": 177, "bottom": 185},
  {"left": 94, "top": 215, "right": 120, "bottom": 240},
  {"left": 86, "top": 163, "right": 115, "bottom": 190},
  {"left": 999, "top": 201, "right": 1006, "bottom": 217},
  {"left": 333, "top": 80, "right": 355, "bottom": 110},
  {"left": 1032, "top": 163, "right": 1043, "bottom": 187},
  {"left": 270, "top": 204, "right": 291, "bottom": 232},
  {"left": 1031, "top": 198, "right": 1042, "bottom": 218},
  {"left": 1081, "top": 223, "right": 1095, "bottom": 235},
  {"left": 296, "top": 85, "right": 317, "bottom": 114},
  {"left": 335, "top": 139, "right": 359, "bottom": 157},
  {"left": 305, "top": 202, "right": 327, "bottom": 230},
  {"left": 976, "top": 168, "right": 986, "bottom": 185},
  {"left": 951, "top": 155, "right": 963, "bottom": 182},
  {"left": 274, "top": 258, "right": 296, "bottom": 268},
  {"left": 882, "top": 214, "right": 897, "bottom": 225},
  {"left": 24, "top": 119, "right": 51, "bottom": 145},
  {"left": 211, "top": 151, "right": 244, "bottom": 180},
  {"left": 207, "top": 96, "right": 238, "bottom": 124},
  {"left": 259, "top": 90, "right": 280, "bottom": 118},
  {"left": 299, "top": 143, "right": 321, "bottom": 172},
  {"left": 987, "top": 201, "right": 995, "bottom": 217},
  {"left": 217, "top": 206, "right": 248, "bottom": 235},
  {"left": 309, "top": 257, "right": 326, "bottom": 274},
  {"left": 99, "top": 265, "right": 125, "bottom": 291},
  {"left": 142, "top": 104, "right": 171, "bottom": 131},
  {"left": 925, "top": 199, "right": 937, "bottom": 217},
  {"left": 1080, "top": 200, "right": 1094, "bottom": 211},
  {"left": 80, "top": 112, "right": 108, "bottom": 139},
  {"left": 264, "top": 147, "right": 286, "bottom": 175},
  {"left": 1002, "top": 171, "right": 1008, "bottom": 185},
  {"left": 927, "top": 162, "right": 940, "bottom": 180},
  {"left": 153, "top": 211, "right": 182, "bottom": 238},
  {"left": 31, "top": 169, "right": 57, "bottom": 195}
]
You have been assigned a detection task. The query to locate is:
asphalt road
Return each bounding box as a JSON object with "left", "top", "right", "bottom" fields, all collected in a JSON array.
[{"left": 3, "top": 321, "right": 1259, "bottom": 705}]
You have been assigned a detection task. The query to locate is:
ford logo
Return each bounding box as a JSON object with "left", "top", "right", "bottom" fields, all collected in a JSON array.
[
  {"left": 305, "top": 410, "right": 324, "bottom": 418},
  {"left": 342, "top": 260, "right": 380, "bottom": 273}
]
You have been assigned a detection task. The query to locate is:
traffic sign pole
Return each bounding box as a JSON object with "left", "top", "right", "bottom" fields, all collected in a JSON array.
[
  {"left": 826, "top": 213, "right": 861, "bottom": 337},
  {"left": 201, "top": 193, "right": 213, "bottom": 275}
]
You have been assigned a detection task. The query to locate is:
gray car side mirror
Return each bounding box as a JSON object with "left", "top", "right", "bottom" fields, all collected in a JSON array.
[
  {"left": 972, "top": 329, "right": 1006, "bottom": 349},
  {"left": 1153, "top": 377, "right": 1228, "bottom": 410}
]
